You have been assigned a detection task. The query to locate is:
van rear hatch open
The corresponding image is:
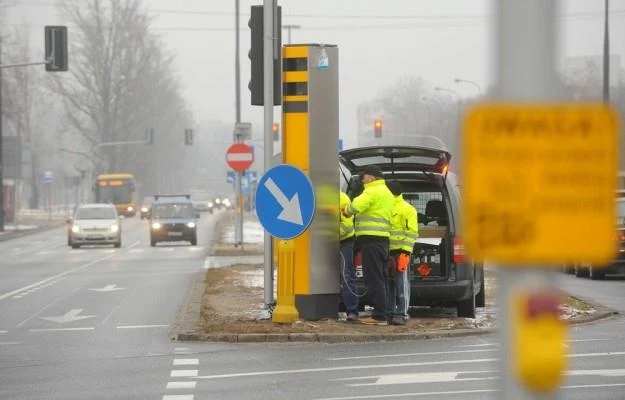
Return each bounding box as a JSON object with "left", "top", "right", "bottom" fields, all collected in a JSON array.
[{"left": 339, "top": 146, "right": 451, "bottom": 176}]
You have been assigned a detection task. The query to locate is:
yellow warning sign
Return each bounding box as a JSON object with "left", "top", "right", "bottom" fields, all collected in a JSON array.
[{"left": 462, "top": 104, "right": 619, "bottom": 265}]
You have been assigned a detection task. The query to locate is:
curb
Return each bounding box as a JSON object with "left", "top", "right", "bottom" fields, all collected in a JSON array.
[
  {"left": 0, "top": 223, "right": 64, "bottom": 242},
  {"left": 175, "top": 328, "right": 499, "bottom": 343}
]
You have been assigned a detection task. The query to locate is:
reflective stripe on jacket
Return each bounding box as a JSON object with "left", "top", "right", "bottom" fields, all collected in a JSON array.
[
  {"left": 389, "top": 194, "right": 419, "bottom": 253},
  {"left": 339, "top": 191, "right": 355, "bottom": 241},
  {"left": 347, "top": 179, "right": 394, "bottom": 238}
]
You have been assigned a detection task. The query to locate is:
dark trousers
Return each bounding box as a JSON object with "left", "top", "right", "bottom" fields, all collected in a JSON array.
[
  {"left": 340, "top": 238, "right": 358, "bottom": 314},
  {"left": 359, "top": 236, "right": 389, "bottom": 321}
]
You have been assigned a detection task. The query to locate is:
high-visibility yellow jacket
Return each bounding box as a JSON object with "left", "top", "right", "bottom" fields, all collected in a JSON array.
[
  {"left": 347, "top": 179, "right": 394, "bottom": 238},
  {"left": 339, "top": 191, "right": 355, "bottom": 241},
  {"left": 389, "top": 194, "right": 419, "bottom": 253}
]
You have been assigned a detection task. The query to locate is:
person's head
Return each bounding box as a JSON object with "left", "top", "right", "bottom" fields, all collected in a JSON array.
[
  {"left": 386, "top": 180, "right": 403, "bottom": 196},
  {"left": 361, "top": 165, "right": 384, "bottom": 184}
]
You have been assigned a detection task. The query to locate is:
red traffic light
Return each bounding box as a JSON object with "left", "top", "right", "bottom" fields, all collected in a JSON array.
[{"left": 272, "top": 123, "right": 280, "bottom": 141}]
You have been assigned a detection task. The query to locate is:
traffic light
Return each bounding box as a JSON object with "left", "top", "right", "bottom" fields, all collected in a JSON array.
[
  {"left": 146, "top": 128, "right": 154, "bottom": 145},
  {"left": 184, "top": 128, "right": 194, "bottom": 146},
  {"left": 272, "top": 122, "right": 279, "bottom": 141},
  {"left": 248, "top": 5, "right": 282, "bottom": 106},
  {"left": 374, "top": 119, "right": 383, "bottom": 138},
  {"left": 44, "top": 26, "right": 68, "bottom": 72}
]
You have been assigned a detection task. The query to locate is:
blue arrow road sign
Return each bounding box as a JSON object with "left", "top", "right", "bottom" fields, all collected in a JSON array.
[{"left": 255, "top": 164, "right": 315, "bottom": 239}]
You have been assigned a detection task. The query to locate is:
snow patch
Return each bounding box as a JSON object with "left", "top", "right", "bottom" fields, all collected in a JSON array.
[{"left": 222, "top": 218, "right": 264, "bottom": 245}]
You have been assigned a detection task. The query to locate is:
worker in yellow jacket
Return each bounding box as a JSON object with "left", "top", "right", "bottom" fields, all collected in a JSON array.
[
  {"left": 385, "top": 180, "right": 418, "bottom": 325},
  {"left": 343, "top": 165, "right": 395, "bottom": 325},
  {"left": 339, "top": 191, "right": 358, "bottom": 321}
]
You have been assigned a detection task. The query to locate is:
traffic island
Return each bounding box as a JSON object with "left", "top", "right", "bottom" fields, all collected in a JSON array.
[
  {"left": 210, "top": 212, "right": 263, "bottom": 256},
  {"left": 172, "top": 263, "right": 616, "bottom": 343}
]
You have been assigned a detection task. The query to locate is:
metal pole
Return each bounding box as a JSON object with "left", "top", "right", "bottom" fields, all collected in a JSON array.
[
  {"left": 235, "top": 0, "right": 241, "bottom": 122},
  {"left": 495, "top": 0, "right": 559, "bottom": 399},
  {"left": 263, "top": 0, "right": 275, "bottom": 308},
  {"left": 603, "top": 0, "right": 610, "bottom": 103},
  {"left": 0, "top": 38, "right": 4, "bottom": 232}
]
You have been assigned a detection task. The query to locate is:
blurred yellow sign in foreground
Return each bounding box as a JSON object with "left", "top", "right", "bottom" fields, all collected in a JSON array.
[{"left": 463, "top": 104, "right": 619, "bottom": 265}]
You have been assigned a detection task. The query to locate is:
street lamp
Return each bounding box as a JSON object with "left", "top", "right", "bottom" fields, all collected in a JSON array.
[
  {"left": 420, "top": 96, "right": 432, "bottom": 132},
  {"left": 434, "top": 86, "right": 460, "bottom": 117},
  {"left": 453, "top": 78, "right": 482, "bottom": 96}
]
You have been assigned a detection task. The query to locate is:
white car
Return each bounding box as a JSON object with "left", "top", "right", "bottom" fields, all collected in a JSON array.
[{"left": 68, "top": 203, "right": 122, "bottom": 249}]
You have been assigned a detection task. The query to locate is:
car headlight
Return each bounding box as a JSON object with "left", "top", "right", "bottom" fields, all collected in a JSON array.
[
  {"left": 141, "top": 207, "right": 148, "bottom": 212},
  {"left": 187, "top": 222, "right": 196, "bottom": 228},
  {"left": 207, "top": 202, "right": 213, "bottom": 208},
  {"left": 71, "top": 225, "right": 80, "bottom": 233},
  {"left": 152, "top": 222, "right": 162, "bottom": 230},
  {"left": 127, "top": 206, "right": 134, "bottom": 212},
  {"left": 215, "top": 198, "right": 221, "bottom": 204},
  {"left": 110, "top": 225, "right": 119, "bottom": 233}
]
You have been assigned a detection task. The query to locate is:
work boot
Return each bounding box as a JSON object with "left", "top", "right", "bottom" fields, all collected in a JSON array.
[
  {"left": 390, "top": 316, "right": 407, "bottom": 326},
  {"left": 346, "top": 312, "right": 359, "bottom": 322}
]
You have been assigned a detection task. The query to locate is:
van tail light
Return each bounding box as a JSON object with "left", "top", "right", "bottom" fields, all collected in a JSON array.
[{"left": 453, "top": 236, "right": 465, "bottom": 264}]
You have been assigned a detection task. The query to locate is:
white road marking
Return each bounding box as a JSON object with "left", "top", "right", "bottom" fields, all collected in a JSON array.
[
  {"left": 454, "top": 343, "right": 496, "bottom": 348},
  {"left": 117, "top": 324, "right": 169, "bottom": 329},
  {"left": 173, "top": 359, "right": 199, "bottom": 366},
  {"left": 188, "top": 247, "right": 203, "bottom": 252},
  {"left": 128, "top": 240, "right": 141, "bottom": 249},
  {"left": 163, "top": 395, "right": 194, "bottom": 400},
  {"left": 129, "top": 249, "right": 144, "bottom": 253},
  {"left": 314, "top": 384, "right": 625, "bottom": 400},
  {"left": 195, "top": 358, "right": 498, "bottom": 380},
  {"left": 166, "top": 382, "right": 197, "bottom": 389},
  {"left": 40, "top": 309, "right": 96, "bottom": 324},
  {"left": 0, "top": 330, "right": 7, "bottom": 334},
  {"left": 16, "top": 288, "right": 82, "bottom": 328},
  {"left": 175, "top": 347, "right": 191, "bottom": 353},
  {"left": 0, "top": 253, "right": 116, "bottom": 301},
  {"left": 171, "top": 370, "right": 198, "bottom": 378},
  {"left": 0, "top": 342, "right": 20, "bottom": 345},
  {"left": 12, "top": 296, "right": 22, "bottom": 299},
  {"left": 28, "top": 327, "right": 95, "bottom": 332},
  {"left": 328, "top": 349, "right": 496, "bottom": 361},
  {"left": 569, "top": 351, "right": 625, "bottom": 358},
  {"left": 89, "top": 284, "right": 125, "bottom": 292}
]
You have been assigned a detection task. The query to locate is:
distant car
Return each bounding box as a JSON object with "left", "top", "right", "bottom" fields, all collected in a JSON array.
[
  {"left": 340, "top": 146, "right": 485, "bottom": 318},
  {"left": 191, "top": 192, "right": 214, "bottom": 214},
  {"left": 573, "top": 198, "right": 625, "bottom": 280},
  {"left": 150, "top": 194, "right": 199, "bottom": 246},
  {"left": 68, "top": 203, "right": 122, "bottom": 249},
  {"left": 140, "top": 196, "right": 155, "bottom": 220}
]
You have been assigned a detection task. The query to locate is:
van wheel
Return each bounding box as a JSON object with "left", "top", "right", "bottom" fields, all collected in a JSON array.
[
  {"left": 475, "top": 271, "right": 485, "bottom": 308},
  {"left": 575, "top": 264, "right": 589, "bottom": 278},
  {"left": 114, "top": 241, "right": 121, "bottom": 248},
  {"left": 589, "top": 266, "right": 605, "bottom": 280},
  {"left": 71, "top": 243, "right": 80, "bottom": 249},
  {"left": 150, "top": 240, "right": 157, "bottom": 247},
  {"left": 457, "top": 288, "right": 476, "bottom": 318}
]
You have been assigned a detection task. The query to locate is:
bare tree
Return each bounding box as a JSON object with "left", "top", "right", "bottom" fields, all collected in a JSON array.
[{"left": 52, "top": 0, "right": 190, "bottom": 175}]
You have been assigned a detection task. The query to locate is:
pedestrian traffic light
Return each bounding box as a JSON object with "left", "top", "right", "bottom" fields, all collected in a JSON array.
[
  {"left": 272, "top": 122, "right": 279, "bottom": 141},
  {"left": 44, "top": 26, "right": 68, "bottom": 72},
  {"left": 146, "top": 128, "right": 154, "bottom": 145},
  {"left": 248, "top": 5, "right": 282, "bottom": 106},
  {"left": 374, "top": 119, "right": 383, "bottom": 138},
  {"left": 184, "top": 128, "right": 193, "bottom": 146}
]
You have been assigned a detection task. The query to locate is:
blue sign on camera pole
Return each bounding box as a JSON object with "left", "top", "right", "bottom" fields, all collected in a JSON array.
[{"left": 255, "top": 164, "right": 315, "bottom": 240}]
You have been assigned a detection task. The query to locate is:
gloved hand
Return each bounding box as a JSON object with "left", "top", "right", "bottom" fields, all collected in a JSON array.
[{"left": 397, "top": 253, "right": 410, "bottom": 273}]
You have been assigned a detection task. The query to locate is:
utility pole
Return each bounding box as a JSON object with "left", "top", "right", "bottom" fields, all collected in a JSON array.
[
  {"left": 0, "top": 38, "right": 4, "bottom": 232},
  {"left": 603, "top": 0, "right": 610, "bottom": 103},
  {"left": 234, "top": 0, "right": 243, "bottom": 248}
]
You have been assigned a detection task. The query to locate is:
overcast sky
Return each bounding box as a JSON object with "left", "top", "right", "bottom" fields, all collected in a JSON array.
[{"left": 5, "top": 0, "right": 625, "bottom": 148}]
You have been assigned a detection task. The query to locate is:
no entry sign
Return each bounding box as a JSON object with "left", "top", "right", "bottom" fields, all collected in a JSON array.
[{"left": 226, "top": 143, "right": 254, "bottom": 171}]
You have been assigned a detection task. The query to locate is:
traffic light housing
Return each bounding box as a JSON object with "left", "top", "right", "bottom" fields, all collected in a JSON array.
[
  {"left": 248, "top": 5, "right": 282, "bottom": 106},
  {"left": 184, "top": 128, "right": 194, "bottom": 146},
  {"left": 374, "top": 119, "right": 383, "bottom": 138},
  {"left": 272, "top": 122, "right": 279, "bottom": 141},
  {"left": 44, "top": 26, "right": 68, "bottom": 72}
]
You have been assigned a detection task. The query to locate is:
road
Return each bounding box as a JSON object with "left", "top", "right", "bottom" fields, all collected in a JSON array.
[
  {"left": 0, "top": 212, "right": 222, "bottom": 400},
  {"left": 1, "top": 215, "right": 624, "bottom": 399}
]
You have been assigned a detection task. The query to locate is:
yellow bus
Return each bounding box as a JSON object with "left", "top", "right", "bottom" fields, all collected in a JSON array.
[
  {"left": 618, "top": 171, "right": 625, "bottom": 199},
  {"left": 94, "top": 173, "right": 137, "bottom": 217}
]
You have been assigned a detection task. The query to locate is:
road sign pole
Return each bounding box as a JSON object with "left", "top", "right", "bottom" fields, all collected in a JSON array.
[
  {"left": 263, "top": 0, "right": 276, "bottom": 308},
  {"left": 496, "top": 1, "right": 560, "bottom": 399},
  {"left": 0, "top": 39, "right": 4, "bottom": 232}
]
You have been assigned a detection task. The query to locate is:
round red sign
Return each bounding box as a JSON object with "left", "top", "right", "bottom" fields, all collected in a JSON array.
[{"left": 226, "top": 143, "right": 254, "bottom": 171}]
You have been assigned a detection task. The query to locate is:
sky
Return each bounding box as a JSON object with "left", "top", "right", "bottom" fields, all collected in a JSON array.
[{"left": 4, "top": 0, "right": 625, "bottom": 149}]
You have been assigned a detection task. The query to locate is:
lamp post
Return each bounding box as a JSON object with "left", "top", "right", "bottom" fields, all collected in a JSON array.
[
  {"left": 434, "top": 86, "right": 461, "bottom": 120},
  {"left": 454, "top": 77, "right": 482, "bottom": 96},
  {"left": 420, "top": 96, "right": 432, "bottom": 132}
]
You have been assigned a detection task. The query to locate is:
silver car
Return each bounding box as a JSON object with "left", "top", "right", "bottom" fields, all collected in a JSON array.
[{"left": 69, "top": 204, "right": 122, "bottom": 249}]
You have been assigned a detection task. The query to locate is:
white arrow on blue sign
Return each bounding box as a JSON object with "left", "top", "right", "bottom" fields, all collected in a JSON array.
[{"left": 255, "top": 164, "right": 315, "bottom": 239}]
